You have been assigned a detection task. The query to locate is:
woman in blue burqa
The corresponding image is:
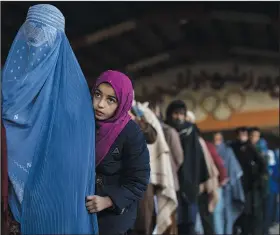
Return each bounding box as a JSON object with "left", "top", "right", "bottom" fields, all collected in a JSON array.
[
  {"left": 2, "top": 4, "right": 98, "bottom": 234},
  {"left": 212, "top": 132, "right": 245, "bottom": 235}
]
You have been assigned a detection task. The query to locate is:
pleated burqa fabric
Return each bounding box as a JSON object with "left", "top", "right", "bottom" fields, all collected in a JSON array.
[{"left": 2, "top": 4, "right": 98, "bottom": 234}]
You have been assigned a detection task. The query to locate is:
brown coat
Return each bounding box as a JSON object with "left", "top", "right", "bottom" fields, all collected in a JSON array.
[
  {"left": 162, "top": 123, "right": 184, "bottom": 191},
  {"left": 132, "top": 184, "right": 156, "bottom": 235}
]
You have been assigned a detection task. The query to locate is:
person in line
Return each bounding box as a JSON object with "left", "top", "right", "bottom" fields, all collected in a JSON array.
[
  {"left": 272, "top": 148, "right": 280, "bottom": 224},
  {"left": 231, "top": 127, "right": 268, "bottom": 235},
  {"left": 131, "top": 101, "right": 177, "bottom": 235},
  {"left": 129, "top": 103, "right": 158, "bottom": 235},
  {"left": 249, "top": 127, "right": 270, "bottom": 235},
  {"left": 213, "top": 132, "right": 245, "bottom": 235},
  {"left": 196, "top": 135, "right": 219, "bottom": 235},
  {"left": 272, "top": 148, "right": 280, "bottom": 225},
  {"left": 2, "top": 4, "right": 98, "bottom": 234},
  {"left": 265, "top": 150, "right": 280, "bottom": 232},
  {"left": 165, "top": 100, "right": 209, "bottom": 235},
  {"left": 201, "top": 140, "right": 228, "bottom": 235},
  {"left": 86, "top": 70, "right": 150, "bottom": 235},
  {"left": 150, "top": 101, "right": 184, "bottom": 197},
  {"left": 206, "top": 141, "right": 228, "bottom": 189},
  {"left": 148, "top": 101, "right": 184, "bottom": 235},
  {"left": 129, "top": 103, "right": 158, "bottom": 144},
  {"left": 185, "top": 112, "right": 221, "bottom": 235}
]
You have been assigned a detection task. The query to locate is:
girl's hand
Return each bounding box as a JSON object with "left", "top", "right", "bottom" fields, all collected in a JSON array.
[{"left": 86, "top": 195, "right": 113, "bottom": 213}]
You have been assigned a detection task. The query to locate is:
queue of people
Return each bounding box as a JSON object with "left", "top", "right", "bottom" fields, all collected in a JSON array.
[
  {"left": 1, "top": 4, "right": 279, "bottom": 235},
  {"left": 129, "top": 100, "right": 279, "bottom": 235}
]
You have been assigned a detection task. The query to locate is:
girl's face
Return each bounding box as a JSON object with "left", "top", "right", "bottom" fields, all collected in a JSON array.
[{"left": 93, "top": 83, "right": 118, "bottom": 121}]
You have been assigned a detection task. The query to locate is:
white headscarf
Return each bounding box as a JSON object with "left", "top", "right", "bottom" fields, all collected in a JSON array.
[
  {"left": 267, "top": 150, "right": 276, "bottom": 166},
  {"left": 186, "top": 111, "right": 196, "bottom": 123}
]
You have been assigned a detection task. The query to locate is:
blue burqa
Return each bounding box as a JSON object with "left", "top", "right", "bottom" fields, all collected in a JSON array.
[
  {"left": 2, "top": 4, "right": 98, "bottom": 234},
  {"left": 215, "top": 143, "right": 245, "bottom": 235}
]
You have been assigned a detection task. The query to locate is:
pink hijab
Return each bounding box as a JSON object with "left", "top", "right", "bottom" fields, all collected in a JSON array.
[{"left": 93, "top": 70, "right": 133, "bottom": 166}]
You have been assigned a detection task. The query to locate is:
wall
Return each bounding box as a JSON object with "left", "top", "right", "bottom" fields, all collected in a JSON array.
[{"left": 134, "top": 62, "right": 279, "bottom": 131}]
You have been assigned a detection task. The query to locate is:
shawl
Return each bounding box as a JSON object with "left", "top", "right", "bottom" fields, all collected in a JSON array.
[
  {"left": 206, "top": 141, "right": 228, "bottom": 184},
  {"left": 137, "top": 102, "right": 177, "bottom": 234},
  {"left": 161, "top": 123, "right": 184, "bottom": 191},
  {"left": 198, "top": 137, "right": 219, "bottom": 212}
]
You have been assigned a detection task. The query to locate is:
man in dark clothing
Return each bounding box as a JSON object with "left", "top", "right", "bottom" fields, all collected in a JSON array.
[
  {"left": 231, "top": 127, "right": 268, "bottom": 235},
  {"left": 249, "top": 127, "right": 270, "bottom": 235},
  {"left": 165, "top": 100, "right": 209, "bottom": 235}
]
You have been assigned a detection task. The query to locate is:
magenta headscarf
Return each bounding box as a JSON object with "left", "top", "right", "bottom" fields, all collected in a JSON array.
[{"left": 93, "top": 70, "right": 133, "bottom": 166}]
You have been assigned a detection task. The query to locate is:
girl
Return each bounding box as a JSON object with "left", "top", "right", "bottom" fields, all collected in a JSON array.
[{"left": 86, "top": 70, "right": 150, "bottom": 235}]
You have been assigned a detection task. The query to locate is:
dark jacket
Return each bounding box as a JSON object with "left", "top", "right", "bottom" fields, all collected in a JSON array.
[
  {"left": 96, "top": 120, "right": 150, "bottom": 235},
  {"left": 177, "top": 122, "right": 209, "bottom": 204},
  {"left": 173, "top": 122, "right": 209, "bottom": 227},
  {"left": 230, "top": 140, "right": 268, "bottom": 215},
  {"left": 230, "top": 140, "right": 267, "bottom": 193}
]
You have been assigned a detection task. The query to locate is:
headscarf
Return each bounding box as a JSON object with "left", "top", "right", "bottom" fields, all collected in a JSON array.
[
  {"left": 267, "top": 150, "right": 276, "bottom": 166},
  {"left": 186, "top": 111, "right": 196, "bottom": 123},
  {"left": 93, "top": 70, "right": 133, "bottom": 166},
  {"left": 256, "top": 138, "right": 269, "bottom": 155},
  {"left": 2, "top": 4, "right": 98, "bottom": 234}
]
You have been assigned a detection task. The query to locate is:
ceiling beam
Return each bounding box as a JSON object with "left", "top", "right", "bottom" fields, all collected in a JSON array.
[
  {"left": 83, "top": 46, "right": 280, "bottom": 82},
  {"left": 230, "top": 47, "right": 280, "bottom": 59},
  {"left": 70, "top": 4, "right": 207, "bottom": 50},
  {"left": 79, "top": 40, "right": 228, "bottom": 76},
  {"left": 123, "top": 42, "right": 227, "bottom": 73},
  {"left": 125, "top": 53, "right": 170, "bottom": 72},
  {"left": 71, "top": 4, "right": 278, "bottom": 50},
  {"left": 71, "top": 21, "right": 137, "bottom": 50},
  {"left": 132, "top": 55, "right": 280, "bottom": 80},
  {"left": 210, "top": 11, "right": 273, "bottom": 24},
  {"left": 124, "top": 43, "right": 280, "bottom": 76},
  {"left": 81, "top": 41, "right": 280, "bottom": 76}
]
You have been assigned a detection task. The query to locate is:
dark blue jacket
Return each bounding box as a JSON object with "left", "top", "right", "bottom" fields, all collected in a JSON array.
[{"left": 96, "top": 120, "right": 150, "bottom": 235}]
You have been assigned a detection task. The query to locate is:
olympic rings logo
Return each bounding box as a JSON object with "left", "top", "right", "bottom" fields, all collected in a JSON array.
[{"left": 199, "top": 89, "right": 246, "bottom": 121}]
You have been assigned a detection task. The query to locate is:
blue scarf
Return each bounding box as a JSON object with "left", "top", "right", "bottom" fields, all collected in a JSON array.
[{"left": 2, "top": 4, "right": 98, "bottom": 234}]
